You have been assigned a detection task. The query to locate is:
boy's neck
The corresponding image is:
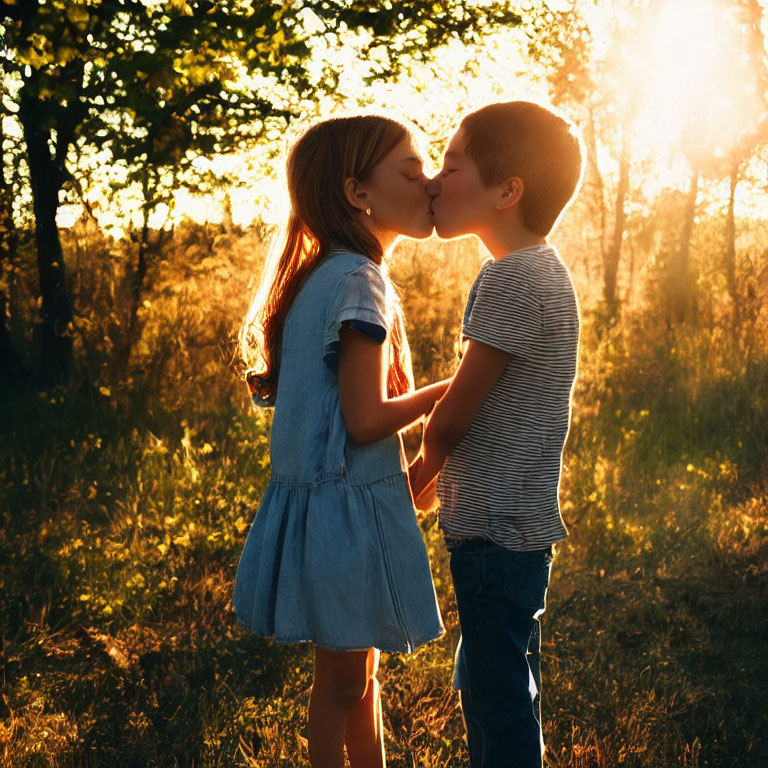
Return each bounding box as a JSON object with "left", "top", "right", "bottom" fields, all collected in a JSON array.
[{"left": 482, "top": 227, "right": 547, "bottom": 261}]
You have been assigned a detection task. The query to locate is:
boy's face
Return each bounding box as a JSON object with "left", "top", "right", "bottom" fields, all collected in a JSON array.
[{"left": 428, "top": 127, "right": 500, "bottom": 240}]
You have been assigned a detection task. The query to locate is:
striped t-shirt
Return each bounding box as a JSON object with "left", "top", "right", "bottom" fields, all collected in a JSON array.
[{"left": 436, "top": 244, "right": 579, "bottom": 552}]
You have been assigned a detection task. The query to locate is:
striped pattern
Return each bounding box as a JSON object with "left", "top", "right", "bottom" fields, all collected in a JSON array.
[{"left": 437, "top": 244, "right": 580, "bottom": 552}]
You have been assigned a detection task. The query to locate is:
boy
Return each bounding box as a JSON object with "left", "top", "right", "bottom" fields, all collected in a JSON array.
[{"left": 411, "top": 102, "right": 584, "bottom": 768}]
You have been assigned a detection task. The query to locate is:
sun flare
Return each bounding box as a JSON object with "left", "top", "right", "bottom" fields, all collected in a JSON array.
[{"left": 627, "top": 0, "right": 762, "bottom": 160}]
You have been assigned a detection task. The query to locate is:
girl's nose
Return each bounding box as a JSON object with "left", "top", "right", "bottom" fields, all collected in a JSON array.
[{"left": 426, "top": 179, "right": 442, "bottom": 198}]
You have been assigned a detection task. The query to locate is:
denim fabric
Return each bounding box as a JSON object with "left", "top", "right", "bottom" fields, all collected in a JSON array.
[
  {"left": 233, "top": 249, "right": 443, "bottom": 653},
  {"left": 448, "top": 538, "right": 552, "bottom": 768}
]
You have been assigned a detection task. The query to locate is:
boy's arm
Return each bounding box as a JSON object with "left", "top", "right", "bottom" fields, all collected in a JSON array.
[{"left": 411, "top": 339, "right": 509, "bottom": 508}]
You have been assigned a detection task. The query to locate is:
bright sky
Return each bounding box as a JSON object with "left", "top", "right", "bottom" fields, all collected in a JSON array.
[
  {"left": 15, "top": 0, "right": 765, "bottom": 232},
  {"left": 53, "top": 20, "right": 550, "bottom": 232},
  {"left": 176, "top": 22, "right": 553, "bottom": 231}
]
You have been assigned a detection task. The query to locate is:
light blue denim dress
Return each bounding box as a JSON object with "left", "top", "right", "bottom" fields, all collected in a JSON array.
[{"left": 233, "top": 249, "right": 444, "bottom": 653}]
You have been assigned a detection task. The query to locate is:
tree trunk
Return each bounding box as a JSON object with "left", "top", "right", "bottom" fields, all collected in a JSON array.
[
  {"left": 724, "top": 164, "right": 739, "bottom": 327},
  {"left": 0, "top": 89, "right": 25, "bottom": 386},
  {"left": 116, "top": 211, "right": 150, "bottom": 375},
  {"left": 603, "top": 123, "right": 630, "bottom": 315},
  {"left": 0, "top": 293, "right": 24, "bottom": 386},
  {"left": 115, "top": 168, "right": 172, "bottom": 376},
  {"left": 583, "top": 113, "right": 608, "bottom": 293},
  {"left": 19, "top": 91, "right": 73, "bottom": 387},
  {"left": 668, "top": 169, "right": 699, "bottom": 324}
]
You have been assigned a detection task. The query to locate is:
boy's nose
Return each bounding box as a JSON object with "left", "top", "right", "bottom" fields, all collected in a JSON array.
[{"left": 426, "top": 179, "right": 442, "bottom": 198}]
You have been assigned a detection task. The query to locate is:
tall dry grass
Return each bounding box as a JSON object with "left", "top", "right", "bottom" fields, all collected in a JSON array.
[{"left": 1, "top": 217, "right": 766, "bottom": 766}]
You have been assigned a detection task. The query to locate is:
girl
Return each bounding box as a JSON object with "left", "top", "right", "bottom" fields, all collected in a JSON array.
[{"left": 233, "top": 115, "right": 448, "bottom": 768}]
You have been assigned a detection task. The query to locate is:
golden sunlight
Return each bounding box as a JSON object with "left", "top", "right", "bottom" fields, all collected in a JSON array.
[
  {"left": 42, "top": 0, "right": 767, "bottom": 233},
  {"left": 630, "top": 0, "right": 761, "bottom": 159}
]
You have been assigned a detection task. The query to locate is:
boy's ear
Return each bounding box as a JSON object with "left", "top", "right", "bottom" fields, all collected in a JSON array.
[
  {"left": 497, "top": 177, "right": 524, "bottom": 211},
  {"left": 344, "top": 177, "right": 369, "bottom": 212}
]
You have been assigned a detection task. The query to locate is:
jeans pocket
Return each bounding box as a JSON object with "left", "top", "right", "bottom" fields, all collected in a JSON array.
[
  {"left": 503, "top": 555, "right": 550, "bottom": 613},
  {"left": 449, "top": 546, "right": 486, "bottom": 600}
]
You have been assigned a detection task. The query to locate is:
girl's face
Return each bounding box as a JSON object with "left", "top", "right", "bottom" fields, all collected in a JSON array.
[{"left": 354, "top": 135, "right": 434, "bottom": 247}]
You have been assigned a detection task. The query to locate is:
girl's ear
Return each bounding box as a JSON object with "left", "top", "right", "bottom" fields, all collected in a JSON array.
[
  {"left": 497, "top": 177, "right": 524, "bottom": 210},
  {"left": 344, "top": 177, "right": 369, "bottom": 213}
]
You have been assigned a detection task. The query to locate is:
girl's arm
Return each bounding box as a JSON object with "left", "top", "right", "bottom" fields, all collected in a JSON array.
[{"left": 337, "top": 326, "right": 450, "bottom": 444}]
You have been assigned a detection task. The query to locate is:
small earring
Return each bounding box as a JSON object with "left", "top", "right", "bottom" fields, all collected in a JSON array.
[{"left": 364, "top": 207, "right": 371, "bottom": 216}]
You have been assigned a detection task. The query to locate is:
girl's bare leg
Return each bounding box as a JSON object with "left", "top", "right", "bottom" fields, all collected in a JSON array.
[
  {"left": 308, "top": 647, "right": 385, "bottom": 768},
  {"left": 345, "top": 648, "right": 385, "bottom": 768}
]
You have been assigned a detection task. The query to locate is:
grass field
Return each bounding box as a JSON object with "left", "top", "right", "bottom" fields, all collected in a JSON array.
[{"left": 1, "top": 228, "right": 767, "bottom": 767}]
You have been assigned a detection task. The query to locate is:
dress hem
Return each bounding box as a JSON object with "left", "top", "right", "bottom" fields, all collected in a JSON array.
[{"left": 236, "top": 622, "right": 445, "bottom": 654}]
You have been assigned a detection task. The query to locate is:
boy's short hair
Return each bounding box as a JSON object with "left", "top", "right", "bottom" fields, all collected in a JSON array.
[{"left": 461, "top": 101, "right": 584, "bottom": 236}]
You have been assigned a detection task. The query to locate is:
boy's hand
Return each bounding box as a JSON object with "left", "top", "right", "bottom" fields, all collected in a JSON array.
[
  {"left": 415, "top": 339, "right": 509, "bottom": 502},
  {"left": 408, "top": 454, "right": 439, "bottom": 513},
  {"left": 414, "top": 474, "right": 439, "bottom": 512},
  {"left": 408, "top": 454, "right": 423, "bottom": 493}
]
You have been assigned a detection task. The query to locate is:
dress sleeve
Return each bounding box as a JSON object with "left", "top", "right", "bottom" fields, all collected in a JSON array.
[
  {"left": 323, "top": 260, "right": 392, "bottom": 375},
  {"left": 462, "top": 258, "right": 543, "bottom": 359}
]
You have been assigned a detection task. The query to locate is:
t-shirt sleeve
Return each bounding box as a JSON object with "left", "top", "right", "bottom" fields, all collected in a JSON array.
[
  {"left": 463, "top": 259, "right": 543, "bottom": 358},
  {"left": 323, "top": 261, "right": 391, "bottom": 375}
]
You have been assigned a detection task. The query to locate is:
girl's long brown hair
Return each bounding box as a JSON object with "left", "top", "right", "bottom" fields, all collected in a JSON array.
[{"left": 241, "top": 115, "right": 414, "bottom": 404}]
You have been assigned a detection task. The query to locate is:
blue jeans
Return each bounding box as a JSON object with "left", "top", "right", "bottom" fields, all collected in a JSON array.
[{"left": 448, "top": 538, "right": 553, "bottom": 768}]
